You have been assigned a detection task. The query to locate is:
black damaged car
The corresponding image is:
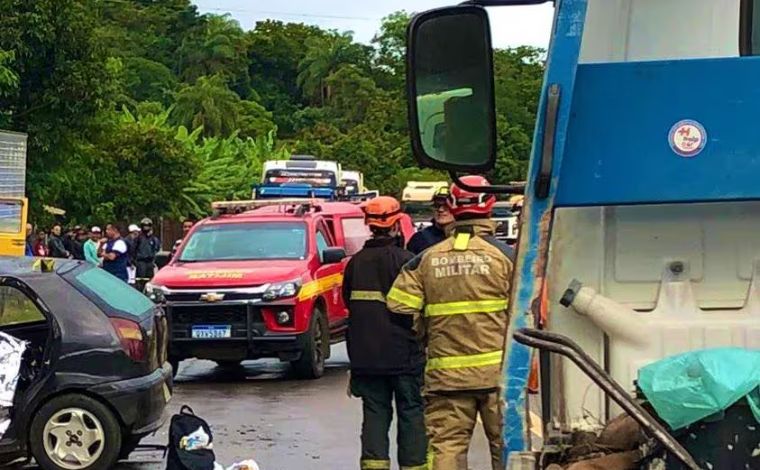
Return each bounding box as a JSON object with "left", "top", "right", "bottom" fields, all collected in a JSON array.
[{"left": 0, "top": 258, "right": 172, "bottom": 470}]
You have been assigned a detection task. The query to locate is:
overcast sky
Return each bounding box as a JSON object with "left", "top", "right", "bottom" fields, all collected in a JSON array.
[{"left": 192, "top": 0, "right": 554, "bottom": 49}]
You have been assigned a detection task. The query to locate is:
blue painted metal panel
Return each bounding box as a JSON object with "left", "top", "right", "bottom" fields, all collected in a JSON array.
[
  {"left": 255, "top": 185, "right": 335, "bottom": 199},
  {"left": 502, "top": 0, "right": 588, "bottom": 455},
  {"left": 556, "top": 56, "right": 760, "bottom": 206}
]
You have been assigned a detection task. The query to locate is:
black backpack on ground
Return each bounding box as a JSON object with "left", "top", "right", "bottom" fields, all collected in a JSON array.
[{"left": 166, "top": 405, "right": 216, "bottom": 470}]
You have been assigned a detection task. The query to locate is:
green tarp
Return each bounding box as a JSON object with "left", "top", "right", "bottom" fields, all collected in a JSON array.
[{"left": 638, "top": 348, "right": 760, "bottom": 430}]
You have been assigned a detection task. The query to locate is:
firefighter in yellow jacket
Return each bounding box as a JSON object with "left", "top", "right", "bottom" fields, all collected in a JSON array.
[{"left": 387, "top": 175, "right": 514, "bottom": 470}]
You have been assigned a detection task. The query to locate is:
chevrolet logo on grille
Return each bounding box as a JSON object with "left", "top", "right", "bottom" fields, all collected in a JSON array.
[{"left": 200, "top": 292, "right": 225, "bottom": 302}]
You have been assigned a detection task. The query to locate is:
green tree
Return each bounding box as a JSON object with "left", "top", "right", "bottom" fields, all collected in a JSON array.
[
  {"left": 237, "top": 100, "right": 277, "bottom": 139},
  {"left": 98, "top": 0, "right": 205, "bottom": 70},
  {"left": 297, "top": 32, "right": 372, "bottom": 105},
  {"left": 0, "top": 3, "right": 544, "bottom": 222},
  {"left": 178, "top": 15, "right": 251, "bottom": 95},
  {"left": 492, "top": 47, "right": 545, "bottom": 183},
  {"left": 179, "top": 130, "right": 290, "bottom": 216},
  {"left": 172, "top": 74, "right": 242, "bottom": 137},
  {"left": 0, "top": 50, "right": 18, "bottom": 127},
  {"left": 371, "top": 11, "right": 410, "bottom": 90},
  {"left": 122, "top": 57, "right": 177, "bottom": 105},
  {"left": 323, "top": 64, "right": 378, "bottom": 126},
  {"left": 247, "top": 20, "right": 328, "bottom": 135},
  {"left": 0, "top": 0, "right": 121, "bottom": 216},
  {"left": 52, "top": 107, "right": 199, "bottom": 222},
  {"left": 0, "top": 50, "right": 18, "bottom": 97}
]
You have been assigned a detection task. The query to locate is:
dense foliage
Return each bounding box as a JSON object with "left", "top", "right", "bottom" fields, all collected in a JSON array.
[{"left": 0, "top": 0, "right": 544, "bottom": 223}]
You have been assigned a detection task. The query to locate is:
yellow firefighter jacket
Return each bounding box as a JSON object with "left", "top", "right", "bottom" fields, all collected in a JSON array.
[{"left": 388, "top": 219, "right": 515, "bottom": 393}]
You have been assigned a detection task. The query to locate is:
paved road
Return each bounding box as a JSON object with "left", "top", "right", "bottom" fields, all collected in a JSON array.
[{"left": 116, "top": 344, "right": 495, "bottom": 470}]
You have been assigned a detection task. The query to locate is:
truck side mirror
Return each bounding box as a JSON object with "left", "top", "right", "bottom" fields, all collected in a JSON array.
[
  {"left": 407, "top": 5, "right": 497, "bottom": 173},
  {"left": 322, "top": 247, "right": 347, "bottom": 264}
]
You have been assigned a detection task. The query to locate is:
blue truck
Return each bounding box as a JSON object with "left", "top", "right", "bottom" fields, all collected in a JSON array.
[
  {"left": 254, "top": 155, "right": 342, "bottom": 200},
  {"left": 405, "top": 1, "right": 760, "bottom": 468}
]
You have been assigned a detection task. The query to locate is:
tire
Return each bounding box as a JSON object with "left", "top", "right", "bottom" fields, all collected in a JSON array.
[
  {"left": 30, "top": 394, "right": 122, "bottom": 470},
  {"left": 291, "top": 305, "right": 328, "bottom": 379}
]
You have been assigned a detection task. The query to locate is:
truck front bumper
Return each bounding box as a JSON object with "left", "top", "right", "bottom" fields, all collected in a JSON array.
[{"left": 166, "top": 300, "right": 307, "bottom": 362}]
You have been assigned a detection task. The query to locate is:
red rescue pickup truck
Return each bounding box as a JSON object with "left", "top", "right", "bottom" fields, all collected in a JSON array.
[{"left": 148, "top": 200, "right": 412, "bottom": 379}]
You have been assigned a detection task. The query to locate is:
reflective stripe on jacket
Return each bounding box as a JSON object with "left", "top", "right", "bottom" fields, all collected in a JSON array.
[
  {"left": 342, "top": 237, "right": 425, "bottom": 376},
  {"left": 388, "top": 219, "right": 514, "bottom": 393}
]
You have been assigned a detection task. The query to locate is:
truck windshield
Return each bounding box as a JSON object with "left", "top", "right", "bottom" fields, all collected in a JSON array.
[
  {"left": 179, "top": 222, "right": 307, "bottom": 261},
  {"left": 341, "top": 178, "right": 359, "bottom": 194}
]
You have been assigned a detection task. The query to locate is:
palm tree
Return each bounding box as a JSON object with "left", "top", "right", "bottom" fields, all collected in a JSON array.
[
  {"left": 297, "top": 32, "right": 368, "bottom": 105},
  {"left": 171, "top": 74, "right": 240, "bottom": 137},
  {"left": 177, "top": 15, "right": 249, "bottom": 84}
]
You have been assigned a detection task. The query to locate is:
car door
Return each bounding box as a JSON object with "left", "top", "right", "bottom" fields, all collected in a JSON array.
[
  {"left": 0, "top": 279, "right": 50, "bottom": 426},
  {"left": 312, "top": 221, "right": 345, "bottom": 327}
]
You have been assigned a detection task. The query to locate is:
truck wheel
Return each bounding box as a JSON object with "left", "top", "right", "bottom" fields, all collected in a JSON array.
[
  {"left": 30, "top": 394, "right": 122, "bottom": 470},
  {"left": 292, "top": 306, "right": 328, "bottom": 379}
]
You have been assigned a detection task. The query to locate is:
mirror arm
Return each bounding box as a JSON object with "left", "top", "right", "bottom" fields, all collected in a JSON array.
[
  {"left": 535, "top": 84, "right": 560, "bottom": 199},
  {"left": 449, "top": 171, "right": 525, "bottom": 195}
]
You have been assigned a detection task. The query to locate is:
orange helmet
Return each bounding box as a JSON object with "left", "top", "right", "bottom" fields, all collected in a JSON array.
[
  {"left": 363, "top": 196, "right": 403, "bottom": 229},
  {"left": 447, "top": 175, "right": 496, "bottom": 217}
]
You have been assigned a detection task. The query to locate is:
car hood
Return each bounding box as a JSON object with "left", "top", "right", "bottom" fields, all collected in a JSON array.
[{"left": 153, "top": 260, "right": 308, "bottom": 289}]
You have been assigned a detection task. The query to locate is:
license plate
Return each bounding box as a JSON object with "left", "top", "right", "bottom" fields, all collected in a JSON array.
[{"left": 191, "top": 325, "right": 231, "bottom": 339}]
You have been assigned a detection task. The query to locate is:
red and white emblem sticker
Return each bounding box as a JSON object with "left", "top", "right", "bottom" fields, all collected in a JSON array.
[{"left": 669, "top": 120, "right": 707, "bottom": 158}]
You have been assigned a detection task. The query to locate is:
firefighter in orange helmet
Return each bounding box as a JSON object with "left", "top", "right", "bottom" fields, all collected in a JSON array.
[
  {"left": 342, "top": 196, "right": 427, "bottom": 470},
  {"left": 388, "top": 176, "right": 515, "bottom": 470}
]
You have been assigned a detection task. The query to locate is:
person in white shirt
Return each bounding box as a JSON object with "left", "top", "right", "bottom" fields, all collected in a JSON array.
[{"left": 98, "top": 224, "right": 129, "bottom": 282}]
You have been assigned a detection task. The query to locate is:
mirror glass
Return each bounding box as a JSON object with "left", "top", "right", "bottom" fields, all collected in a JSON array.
[{"left": 412, "top": 9, "right": 495, "bottom": 169}]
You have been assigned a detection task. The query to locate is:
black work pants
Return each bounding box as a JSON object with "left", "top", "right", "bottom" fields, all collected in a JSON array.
[
  {"left": 351, "top": 374, "right": 427, "bottom": 470},
  {"left": 134, "top": 260, "right": 155, "bottom": 291}
]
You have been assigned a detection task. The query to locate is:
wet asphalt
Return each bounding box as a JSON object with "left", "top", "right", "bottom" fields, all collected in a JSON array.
[{"left": 116, "top": 344, "right": 493, "bottom": 470}]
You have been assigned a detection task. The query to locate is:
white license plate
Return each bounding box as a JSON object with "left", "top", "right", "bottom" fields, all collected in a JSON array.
[{"left": 191, "top": 325, "right": 231, "bottom": 339}]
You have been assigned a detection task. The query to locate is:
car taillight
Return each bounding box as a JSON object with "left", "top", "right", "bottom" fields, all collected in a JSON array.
[{"left": 110, "top": 318, "right": 146, "bottom": 362}]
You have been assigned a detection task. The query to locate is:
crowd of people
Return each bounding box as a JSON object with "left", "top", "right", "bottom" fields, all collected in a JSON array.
[{"left": 24, "top": 218, "right": 165, "bottom": 288}]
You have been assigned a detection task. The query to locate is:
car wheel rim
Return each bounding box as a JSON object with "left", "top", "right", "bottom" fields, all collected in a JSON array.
[{"left": 42, "top": 407, "right": 106, "bottom": 470}]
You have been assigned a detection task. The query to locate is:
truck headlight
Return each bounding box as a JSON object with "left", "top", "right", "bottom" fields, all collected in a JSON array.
[
  {"left": 145, "top": 282, "right": 166, "bottom": 303},
  {"left": 263, "top": 280, "right": 301, "bottom": 300}
]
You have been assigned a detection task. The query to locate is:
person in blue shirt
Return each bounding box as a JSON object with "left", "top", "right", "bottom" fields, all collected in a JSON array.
[
  {"left": 99, "top": 223, "right": 129, "bottom": 282},
  {"left": 406, "top": 187, "right": 455, "bottom": 255}
]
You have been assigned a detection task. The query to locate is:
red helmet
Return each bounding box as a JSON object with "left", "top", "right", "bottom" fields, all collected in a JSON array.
[
  {"left": 363, "top": 196, "right": 404, "bottom": 229},
  {"left": 447, "top": 175, "right": 496, "bottom": 217}
]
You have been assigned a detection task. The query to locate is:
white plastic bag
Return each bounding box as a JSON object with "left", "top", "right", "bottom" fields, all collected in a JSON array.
[
  {"left": 0, "top": 331, "right": 26, "bottom": 440},
  {"left": 226, "top": 460, "right": 260, "bottom": 470},
  {"left": 0, "top": 331, "right": 26, "bottom": 408}
]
